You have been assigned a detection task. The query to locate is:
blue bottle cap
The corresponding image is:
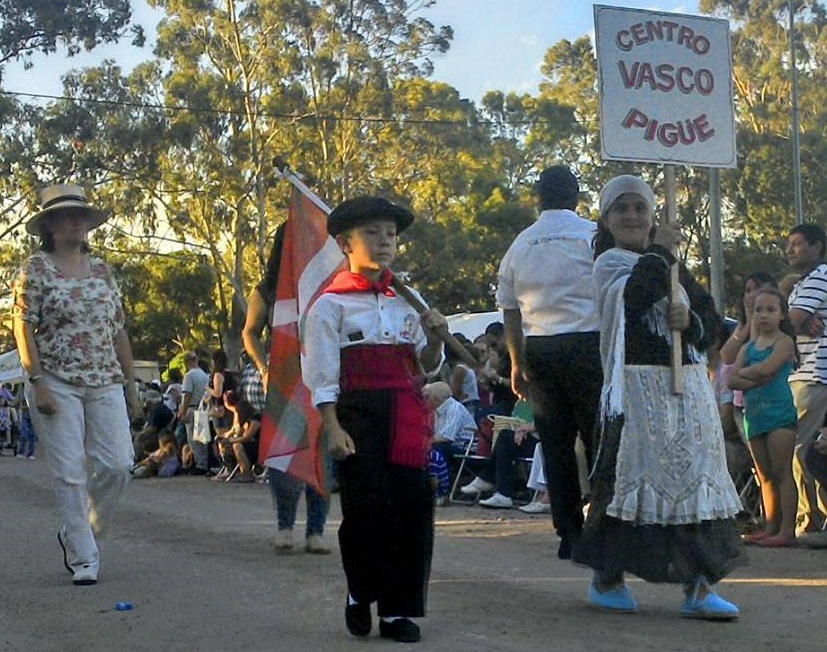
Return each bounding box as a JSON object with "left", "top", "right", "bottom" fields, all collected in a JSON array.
[{"left": 115, "top": 601, "right": 133, "bottom": 611}]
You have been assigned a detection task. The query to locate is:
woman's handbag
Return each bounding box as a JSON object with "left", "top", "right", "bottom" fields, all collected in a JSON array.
[{"left": 193, "top": 400, "right": 212, "bottom": 444}]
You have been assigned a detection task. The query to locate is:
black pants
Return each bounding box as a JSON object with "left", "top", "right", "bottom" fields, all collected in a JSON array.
[
  {"left": 524, "top": 333, "right": 602, "bottom": 541},
  {"left": 479, "top": 429, "right": 537, "bottom": 497},
  {"left": 336, "top": 389, "right": 434, "bottom": 617}
]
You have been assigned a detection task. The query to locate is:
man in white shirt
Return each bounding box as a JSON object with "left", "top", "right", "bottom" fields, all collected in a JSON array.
[
  {"left": 177, "top": 351, "right": 210, "bottom": 474},
  {"left": 786, "top": 223, "right": 827, "bottom": 535},
  {"left": 496, "top": 165, "right": 603, "bottom": 559},
  {"left": 423, "top": 381, "right": 477, "bottom": 462}
]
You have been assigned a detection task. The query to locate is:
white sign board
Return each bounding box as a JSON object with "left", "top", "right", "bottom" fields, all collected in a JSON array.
[{"left": 594, "top": 5, "right": 736, "bottom": 168}]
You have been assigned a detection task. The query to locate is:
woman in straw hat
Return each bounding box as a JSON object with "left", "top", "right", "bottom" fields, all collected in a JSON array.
[
  {"left": 12, "top": 184, "right": 141, "bottom": 586},
  {"left": 572, "top": 175, "right": 745, "bottom": 619}
]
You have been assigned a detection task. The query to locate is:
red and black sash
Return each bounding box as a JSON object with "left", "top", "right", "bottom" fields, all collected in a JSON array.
[{"left": 340, "top": 344, "right": 429, "bottom": 469}]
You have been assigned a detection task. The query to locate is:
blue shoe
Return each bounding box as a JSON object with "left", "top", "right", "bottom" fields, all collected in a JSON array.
[
  {"left": 588, "top": 582, "right": 638, "bottom": 613},
  {"left": 680, "top": 591, "right": 739, "bottom": 620}
]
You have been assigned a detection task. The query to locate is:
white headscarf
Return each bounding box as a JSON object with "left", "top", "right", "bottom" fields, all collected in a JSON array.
[{"left": 599, "top": 175, "right": 655, "bottom": 217}]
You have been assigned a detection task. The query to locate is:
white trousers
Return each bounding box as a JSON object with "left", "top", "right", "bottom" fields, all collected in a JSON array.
[{"left": 27, "top": 374, "right": 133, "bottom": 573}]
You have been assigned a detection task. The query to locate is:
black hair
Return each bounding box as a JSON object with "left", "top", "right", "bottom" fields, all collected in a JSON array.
[
  {"left": 211, "top": 349, "right": 228, "bottom": 371},
  {"left": 535, "top": 166, "right": 579, "bottom": 211},
  {"left": 484, "top": 321, "right": 504, "bottom": 337},
  {"left": 261, "top": 223, "right": 286, "bottom": 298},
  {"left": 789, "top": 223, "right": 827, "bottom": 258}
]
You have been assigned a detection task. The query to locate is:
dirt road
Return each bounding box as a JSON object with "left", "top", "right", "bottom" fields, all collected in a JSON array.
[{"left": 1, "top": 456, "right": 825, "bottom": 652}]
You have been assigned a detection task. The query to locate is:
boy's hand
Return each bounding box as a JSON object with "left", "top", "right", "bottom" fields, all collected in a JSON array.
[
  {"left": 420, "top": 309, "right": 448, "bottom": 339},
  {"left": 328, "top": 425, "right": 356, "bottom": 461}
]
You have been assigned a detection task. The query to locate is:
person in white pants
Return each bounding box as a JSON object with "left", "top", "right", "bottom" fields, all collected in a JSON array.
[{"left": 12, "top": 184, "right": 140, "bottom": 586}]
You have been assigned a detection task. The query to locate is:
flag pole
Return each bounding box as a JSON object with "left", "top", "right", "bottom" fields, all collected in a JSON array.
[{"left": 275, "top": 160, "right": 479, "bottom": 369}]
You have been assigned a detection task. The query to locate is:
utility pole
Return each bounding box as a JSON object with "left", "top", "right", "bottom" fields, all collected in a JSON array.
[{"left": 790, "top": 0, "right": 803, "bottom": 225}]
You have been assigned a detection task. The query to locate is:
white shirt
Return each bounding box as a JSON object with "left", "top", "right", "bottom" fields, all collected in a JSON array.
[
  {"left": 182, "top": 367, "right": 209, "bottom": 408},
  {"left": 433, "top": 396, "right": 477, "bottom": 448},
  {"left": 163, "top": 383, "right": 183, "bottom": 412},
  {"left": 788, "top": 263, "right": 827, "bottom": 384},
  {"left": 303, "top": 288, "right": 444, "bottom": 406},
  {"left": 496, "top": 209, "right": 600, "bottom": 337}
]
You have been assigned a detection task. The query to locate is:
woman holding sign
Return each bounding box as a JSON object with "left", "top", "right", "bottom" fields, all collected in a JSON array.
[{"left": 573, "top": 175, "right": 745, "bottom": 620}]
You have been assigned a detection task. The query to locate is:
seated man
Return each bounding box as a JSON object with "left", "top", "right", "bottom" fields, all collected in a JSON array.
[
  {"left": 460, "top": 400, "right": 537, "bottom": 508},
  {"left": 423, "top": 381, "right": 477, "bottom": 464}
]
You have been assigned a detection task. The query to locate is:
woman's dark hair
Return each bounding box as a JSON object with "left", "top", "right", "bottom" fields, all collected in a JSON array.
[
  {"left": 211, "top": 349, "right": 228, "bottom": 371},
  {"left": 593, "top": 221, "right": 615, "bottom": 259},
  {"left": 738, "top": 271, "right": 777, "bottom": 323},
  {"left": 261, "top": 223, "right": 286, "bottom": 297}
]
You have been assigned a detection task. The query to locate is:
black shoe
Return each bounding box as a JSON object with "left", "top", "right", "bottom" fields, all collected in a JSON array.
[
  {"left": 558, "top": 531, "right": 580, "bottom": 560},
  {"left": 57, "top": 529, "right": 73, "bottom": 574},
  {"left": 345, "top": 601, "right": 371, "bottom": 637},
  {"left": 379, "top": 618, "right": 420, "bottom": 643}
]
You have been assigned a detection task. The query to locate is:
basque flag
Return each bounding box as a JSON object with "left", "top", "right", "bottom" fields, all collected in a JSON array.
[{"left": 258, "top": 184, "right": 346, "bottom": 495}]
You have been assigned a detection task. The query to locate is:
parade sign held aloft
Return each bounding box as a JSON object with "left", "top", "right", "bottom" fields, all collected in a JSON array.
[{"left": 594, "top": 5, "right": 735, "bottom": 168}]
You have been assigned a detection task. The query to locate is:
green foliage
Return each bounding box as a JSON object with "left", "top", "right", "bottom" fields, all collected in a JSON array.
[
  {"left": 0, "top": 0, "right": 143, "bottom": 68},
  {"left": 107, "top": 248, "right": 218, "bottom": 360},
  {"left": 6, "top": 0, "right": 827, "bottom": 357}
]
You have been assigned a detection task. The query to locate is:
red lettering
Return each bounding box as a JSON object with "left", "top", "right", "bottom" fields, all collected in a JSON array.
[
  {"left": 617, "top": 61, "right": 639, "bottom": 88},
  {"left": 617, "top": 60, "right": 715, "bottom": 96},
  {"left": 611, "top": 19, "right": 711, "bottom": 56},
  {"left": 621, "top": 108, "right": 718, "bottom": 147}
]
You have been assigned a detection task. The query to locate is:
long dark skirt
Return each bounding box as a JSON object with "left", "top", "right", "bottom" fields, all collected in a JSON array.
[
  {"left": 336, "top": 389, "right": 434, "bottom": 617},
  {"left": 573, "top": 414, "right": 747, "bottom": 585}
]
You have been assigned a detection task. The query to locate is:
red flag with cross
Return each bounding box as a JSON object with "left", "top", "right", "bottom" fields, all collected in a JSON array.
[{"left": 258, "top": 183, "right": 346, "bottom": 495}]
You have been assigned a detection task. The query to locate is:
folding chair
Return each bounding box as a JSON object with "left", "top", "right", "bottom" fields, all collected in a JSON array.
[{"left": 448, "top": 429, "right": 488, "bottom": 504}]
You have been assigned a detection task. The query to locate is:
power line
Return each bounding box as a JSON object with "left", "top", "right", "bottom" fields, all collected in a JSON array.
[{"left": 0, "top": 88, "right": 572, "bottom": 128}]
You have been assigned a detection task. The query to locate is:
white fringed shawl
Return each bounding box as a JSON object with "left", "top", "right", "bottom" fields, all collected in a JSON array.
[{"left": 593, "top": 247, "right": 697, "bottom": 420}]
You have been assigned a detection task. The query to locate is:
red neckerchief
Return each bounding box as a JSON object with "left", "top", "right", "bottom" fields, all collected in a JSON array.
[{"left": 323, "top": 268, "right": 395, "bottom": 297}]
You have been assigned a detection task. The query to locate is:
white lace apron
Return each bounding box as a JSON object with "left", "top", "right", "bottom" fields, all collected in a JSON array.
[{"left": 607, "top": 364, "right": 742, "bottom": 525}]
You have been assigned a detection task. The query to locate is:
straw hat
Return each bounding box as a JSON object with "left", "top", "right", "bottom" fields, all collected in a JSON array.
[{"left": 26, "top": 184, "right": 109, "bottom": 236}]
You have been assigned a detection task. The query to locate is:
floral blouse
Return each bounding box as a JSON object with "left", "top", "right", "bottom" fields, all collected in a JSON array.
[{"left": 13, "top": 251, "right": 126, "bottom": 387}]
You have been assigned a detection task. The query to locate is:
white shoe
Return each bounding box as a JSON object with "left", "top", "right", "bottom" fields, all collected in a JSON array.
[
  {"left": 519, "top": 501, "right": 551, "bottom": 514},
  {"left": 274, "top": 529, "right": 294, "bottom": 554},
  {"left": 305, "top": 534, "right": 332, "bottom": 554},
  {"left": 460, "top": 477, "right": 495, "bottom": 495},
  {"left": 479, "top": 492, "right": 513, "bottom": 509},
  {"left": 72, "top": 564, "right": 98, "bottom": 586}
]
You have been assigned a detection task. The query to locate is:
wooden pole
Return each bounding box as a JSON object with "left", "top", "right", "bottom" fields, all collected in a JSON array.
[
  {"left": 389, "top": 273, "right": 479, "bottom": 369},
  {"left": 665, "top": 166, "right": 683, "bottom": 395}
]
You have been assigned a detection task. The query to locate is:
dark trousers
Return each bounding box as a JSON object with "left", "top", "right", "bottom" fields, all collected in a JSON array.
[
  {"left": 336, "top": 389, "right": 434, "bottom": 617},
  {"left": 479, "top": 429, "right": 537, "bottom": 497},
  {"left": 524, "top": 333, "right": 602, "bottom": 541}
]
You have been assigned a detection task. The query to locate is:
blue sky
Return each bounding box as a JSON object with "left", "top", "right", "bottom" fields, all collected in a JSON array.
[{"left": 3, "top": 1, "right": 701, "bottom": 104}]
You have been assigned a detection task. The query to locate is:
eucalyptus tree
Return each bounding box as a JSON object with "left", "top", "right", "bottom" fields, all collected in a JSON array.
[
  {"left": 0, "top": 0, "right": 143, "bottom": 73},
  {"left": 699, "top": 0, "right": 827, "bottom": 243}
]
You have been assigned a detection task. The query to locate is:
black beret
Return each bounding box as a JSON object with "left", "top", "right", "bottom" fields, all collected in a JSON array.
[{"left": 327, "top": 196, "right": 414, "bottom": 237}]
